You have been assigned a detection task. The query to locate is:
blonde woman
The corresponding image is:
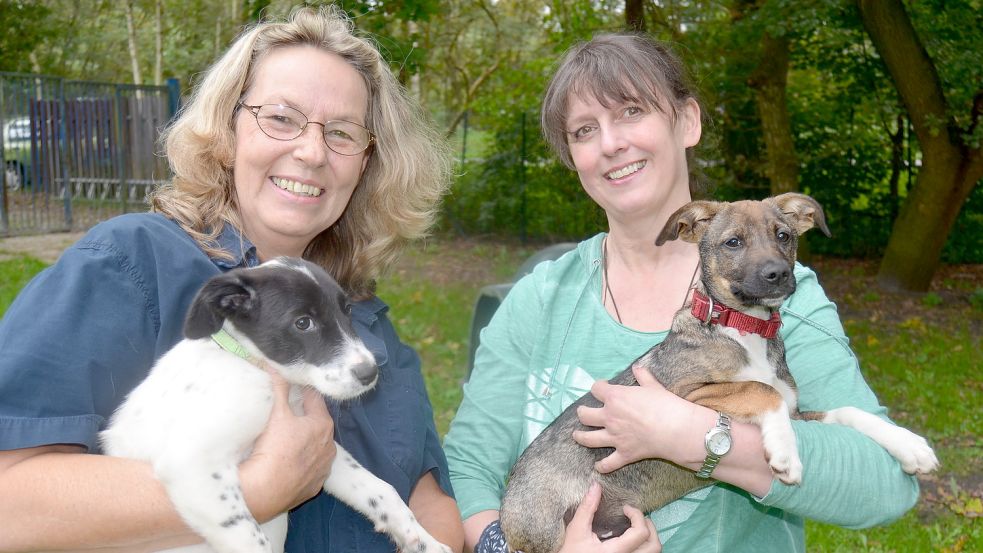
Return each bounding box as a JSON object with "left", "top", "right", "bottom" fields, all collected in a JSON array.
[{"left": 0, "top": 6, "right": 462, "bottom": 552}]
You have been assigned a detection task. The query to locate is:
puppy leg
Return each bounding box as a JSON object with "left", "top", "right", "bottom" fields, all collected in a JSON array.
[
  {"left": 324, "top": 445, "right": 452, "bottom": 553},
  {"left": 686, "top": 381, "right": 803, "bottom": 485},
  {"left": 816, "top": 406, "right": 939, "bottom": 474},
  {"left": 156, "top": 460, "right": 273, "bottom": 553}
]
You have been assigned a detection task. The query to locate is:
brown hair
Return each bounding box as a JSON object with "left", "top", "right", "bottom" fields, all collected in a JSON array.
[{"left": 541, "top": 33, "right": 707, "bottom": 196}]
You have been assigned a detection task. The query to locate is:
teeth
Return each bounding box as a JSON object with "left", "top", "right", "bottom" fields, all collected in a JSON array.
[
  {"left": 272, "top": 177, "right": 322, "bottom": 197},
  {"left": 606, "top": 161, "right": 646, "bottom": 180}
]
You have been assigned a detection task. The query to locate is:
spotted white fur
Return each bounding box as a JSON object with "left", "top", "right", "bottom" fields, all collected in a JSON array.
[{"left": 101, "top": 259, "right": 452, "bottom": 553}]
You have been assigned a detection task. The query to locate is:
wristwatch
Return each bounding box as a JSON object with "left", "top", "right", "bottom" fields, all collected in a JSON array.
[{"left": 696, "top": 412, "right": 732, "bottom": 479}]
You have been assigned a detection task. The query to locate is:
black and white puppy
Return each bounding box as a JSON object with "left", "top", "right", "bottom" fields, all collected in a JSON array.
[{"left": 101, "top": 257, "right": 451, "bottom": 553}]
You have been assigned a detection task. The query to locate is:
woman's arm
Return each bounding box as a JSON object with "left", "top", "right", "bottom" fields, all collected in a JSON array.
[
  {"left": 409, "top": 471, "right": 465, "bottom": 553},
  {"left": 0, "top": 378, "right": 335, "bottom": 552},
  {"left": 0, "top": 445, "right": 200, "bottom": 552}
]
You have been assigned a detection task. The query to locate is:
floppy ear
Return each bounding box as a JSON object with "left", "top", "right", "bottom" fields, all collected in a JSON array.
[
  {"left": 655, "top": 201, "right": 724, "bottom": 245},
  {"left": 183, "top": 272, "right": 258, "bottom": 340},
  {"left": 767, "top": 193, "right": 831, "bottom": 237}
]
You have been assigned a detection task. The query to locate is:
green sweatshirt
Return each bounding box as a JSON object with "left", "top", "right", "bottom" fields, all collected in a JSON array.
[{"left": 444, "top": 233, "right": 920, "bottom": 553}]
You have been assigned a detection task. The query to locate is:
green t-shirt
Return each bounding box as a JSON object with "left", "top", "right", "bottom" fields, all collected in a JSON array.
[{"left": 444, "top": 233, "right": 920, "bottom": 552}]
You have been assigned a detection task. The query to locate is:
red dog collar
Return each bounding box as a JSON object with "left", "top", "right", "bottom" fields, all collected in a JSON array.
[{"left": 690, "top": 290, "right": 782, "bottom": 339}]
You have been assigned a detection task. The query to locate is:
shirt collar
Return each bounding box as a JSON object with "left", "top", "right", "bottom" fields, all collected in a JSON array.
[{"left": 211, "top": 222, "right": 260, "bottom": 269}]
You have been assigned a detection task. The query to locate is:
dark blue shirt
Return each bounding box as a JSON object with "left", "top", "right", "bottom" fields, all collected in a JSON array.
[{"left": 0, "top": 212, "right": 452, "bottom": 552}]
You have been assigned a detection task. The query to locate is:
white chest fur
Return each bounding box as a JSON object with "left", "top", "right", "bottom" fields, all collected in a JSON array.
[{"left": 721, "top": 327, "right": 798, "bottom": 413}]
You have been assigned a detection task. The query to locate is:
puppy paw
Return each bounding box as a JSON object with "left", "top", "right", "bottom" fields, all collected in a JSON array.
[
  {"left": 761, "top": 409, "right": 802, "bottom": 485},
  {"left": 886, "top": 428, "right": 940, "bottom": 475},
  {"left": 767, "top": 448, "right": 803, "bottom": 485}
]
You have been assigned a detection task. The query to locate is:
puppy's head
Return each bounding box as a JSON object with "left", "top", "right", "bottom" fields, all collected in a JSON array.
[
  {"left": 656, "top": 192, "right": 830, "bottom": 309},
  {"left": 184, "top": 257, "right": 378, "bottom": 400}
]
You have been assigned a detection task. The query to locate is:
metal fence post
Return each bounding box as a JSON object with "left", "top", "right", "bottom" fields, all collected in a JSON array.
[{"left": 166, "top": 77, "right": 180, "bottom": 120}]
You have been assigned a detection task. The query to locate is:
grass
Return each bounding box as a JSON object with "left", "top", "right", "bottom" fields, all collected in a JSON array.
[
  {"left": 1, "top": 238, "right": 979, "bottom": 551},
  {"left": 0, "top": 255, "right": 48, "bottom": 314}
]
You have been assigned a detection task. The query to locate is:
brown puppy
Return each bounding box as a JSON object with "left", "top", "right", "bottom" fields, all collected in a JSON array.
[{"left": 498, "top": 193, "right": 938, "bottom": 553}]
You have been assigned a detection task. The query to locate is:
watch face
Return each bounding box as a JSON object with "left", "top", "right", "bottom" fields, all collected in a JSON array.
[{"left": 707, "top": 429, "right": 732, "bottom": 456}]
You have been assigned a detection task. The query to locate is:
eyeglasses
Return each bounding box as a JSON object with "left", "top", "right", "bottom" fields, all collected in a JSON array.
[{"left": 239, "top": 102, "right": 375, "bottom": 156}]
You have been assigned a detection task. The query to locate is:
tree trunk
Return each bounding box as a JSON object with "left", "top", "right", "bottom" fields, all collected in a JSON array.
[
  {"left": 750, "top": 31, "right": 798, "bottom": 196},
  {"left": 124, "top": 0, "right": 142, "bottom": 85},
  {"left": 857, "top": 0, "right": 983, "bottom": 292},
  {"left": 626, "top": 0, "right": 645, "bottom": 31},
  {"left": 748, "top": 30, "right": 814, "bottom": 261},
  {"left": 154, "top": 0, "right": 162, "bottom": 86}
]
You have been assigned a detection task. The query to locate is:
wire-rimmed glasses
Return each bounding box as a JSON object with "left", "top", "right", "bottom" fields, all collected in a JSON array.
[{"left": 239, "top": 102, "right": 375, "bottom": 156}]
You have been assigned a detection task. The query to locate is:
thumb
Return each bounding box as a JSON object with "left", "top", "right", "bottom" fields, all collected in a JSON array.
[
  {"left": 632, "top": 363, "right": 661, "bottom": 388},
  {"left": 301, "top": 386, "right": 331, "bottom": 419},
  {"left": 263, "top": 364, "right": 293, "bottom": 415},
  {"left": 568, "top": 481, "right": 602, "bottom": 530}
]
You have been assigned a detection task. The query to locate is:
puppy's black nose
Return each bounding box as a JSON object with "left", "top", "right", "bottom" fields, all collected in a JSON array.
[
  {"left": 760, "top": 261, "right": 790, "bottom": 286},
  {"left": 353, "top": 361, "right": 378, "bottom": 385}
]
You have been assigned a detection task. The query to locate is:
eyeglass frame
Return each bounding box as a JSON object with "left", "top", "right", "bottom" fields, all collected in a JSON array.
[{"left": 238, "top": 102, "right": 376, "bottom": 156}]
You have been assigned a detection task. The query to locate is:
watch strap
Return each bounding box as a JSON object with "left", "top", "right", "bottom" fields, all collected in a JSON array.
[{"left": 696, "top": 412, "right": 732, "bottom": 479}]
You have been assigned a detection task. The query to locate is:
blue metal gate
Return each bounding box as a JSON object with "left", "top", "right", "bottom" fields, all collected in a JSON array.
[{"left": 0, "top": 73, "right": 179, "bottom": 236}]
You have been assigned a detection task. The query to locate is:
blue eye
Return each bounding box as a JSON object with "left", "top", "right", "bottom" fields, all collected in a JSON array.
[{"left": 725, "top": 238, "right": 742, "bottom": 248}]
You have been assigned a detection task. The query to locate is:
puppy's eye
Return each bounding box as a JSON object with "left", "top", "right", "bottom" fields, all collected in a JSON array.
[
  {"left": 344, "top": 303, "right": 353, "bottom": 315},
  {"left": 777, "top": 230, "right": 791, "bottom": 242},
  {"left": 724, "top": 237, "right": 742, "bottom": 248},
  {"left": 295, "top": 316, "right": 315, "bottom": 331}
]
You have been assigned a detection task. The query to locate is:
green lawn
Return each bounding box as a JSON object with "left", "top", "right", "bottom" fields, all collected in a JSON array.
[{"left": 1, "top": 240, "right": 979, "bottom": 551}]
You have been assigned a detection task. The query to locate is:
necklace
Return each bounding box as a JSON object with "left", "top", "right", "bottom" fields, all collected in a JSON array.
[{"left": 602, "top": 236, "right": 701, "bottom": 325}]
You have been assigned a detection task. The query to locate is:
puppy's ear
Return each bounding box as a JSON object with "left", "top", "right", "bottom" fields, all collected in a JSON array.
[
  {"left": 767, "top": 193, "right": 831, "bottom": 237},
  {"left": 183, "top": 272, "right": 258, "bottom": 340},
  {"left": 656, "top": 201, "right": 723, "bottom": 245}
]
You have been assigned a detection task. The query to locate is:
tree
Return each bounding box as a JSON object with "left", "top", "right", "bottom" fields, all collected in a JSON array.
[
  {"left": 0, "top": 0, "right": 52, "bottom": 72},
  {"left": 626, "top": 0, "right": 645, "bottom": 30},
  {"left": 857, "top": 0, "right": 983, "bottom": 292}
]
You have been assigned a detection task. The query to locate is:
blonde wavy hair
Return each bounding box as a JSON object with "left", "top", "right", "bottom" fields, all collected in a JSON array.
[{"left": 151, "top": 5, "right": 450, "bottom": 299}]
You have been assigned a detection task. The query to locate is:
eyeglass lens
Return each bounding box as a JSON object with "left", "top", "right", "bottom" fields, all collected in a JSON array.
[{"left": 253, "top": 104, "right": 371, "bottom": 155}]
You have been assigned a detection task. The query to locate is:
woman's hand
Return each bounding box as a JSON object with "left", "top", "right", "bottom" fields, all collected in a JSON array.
[
  {"left": 240, "top": 368, "right": 337, "bottom": 521},
  {"left": 573, "top": 364, "right": 700, "bottom": 473},
  {"left": 559, "top": 482, "right": 661, "bottom": 553}
]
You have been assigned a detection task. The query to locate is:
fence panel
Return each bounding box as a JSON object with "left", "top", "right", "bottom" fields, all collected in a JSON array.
[{"left": 0, "top": 73, "right": 177, "bottom": 236}]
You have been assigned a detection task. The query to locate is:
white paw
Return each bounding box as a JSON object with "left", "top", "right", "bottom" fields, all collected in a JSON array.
[
  {"left": 767, "top": 445, "right": 803, "bottom": 485},
  {"left": 884, "top": 427, "right": 940, "bottom": 475},
  {"left": 761, "top": 410, "right": 802, "bottom": 485}
]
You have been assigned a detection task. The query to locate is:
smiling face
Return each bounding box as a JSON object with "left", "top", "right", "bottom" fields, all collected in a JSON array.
[
  {"left": 233, "top": 45, "right": 370, "bottom": 260},
  {"left": 565, "top": 91, "right": 701, "bottom": 222}
]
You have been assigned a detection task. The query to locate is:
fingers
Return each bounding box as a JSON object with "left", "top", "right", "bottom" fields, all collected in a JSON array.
[
  {"left": 577, "top": 404, "right": 605, "bottom": 428},
  {"left": 568, "top": 481, "right": 602, "bottom": 531},
  {"left": 617, "top": 505, "right": 661, "bottom": 553},
  {"left": 594, "top": 451, "right": 629, "bottom": 474}
]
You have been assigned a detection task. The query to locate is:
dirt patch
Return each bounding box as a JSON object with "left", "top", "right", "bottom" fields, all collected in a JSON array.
[{"left": 0, "top": 231, "right": 86, "bottom": 264}]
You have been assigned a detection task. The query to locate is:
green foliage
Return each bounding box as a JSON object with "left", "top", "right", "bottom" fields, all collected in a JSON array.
[
  {"left": 0, "top": 0, "right": 53, "bottom": 72},
  {"left": 921, "top": 292, "right": 943, "bottom": 307}
]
